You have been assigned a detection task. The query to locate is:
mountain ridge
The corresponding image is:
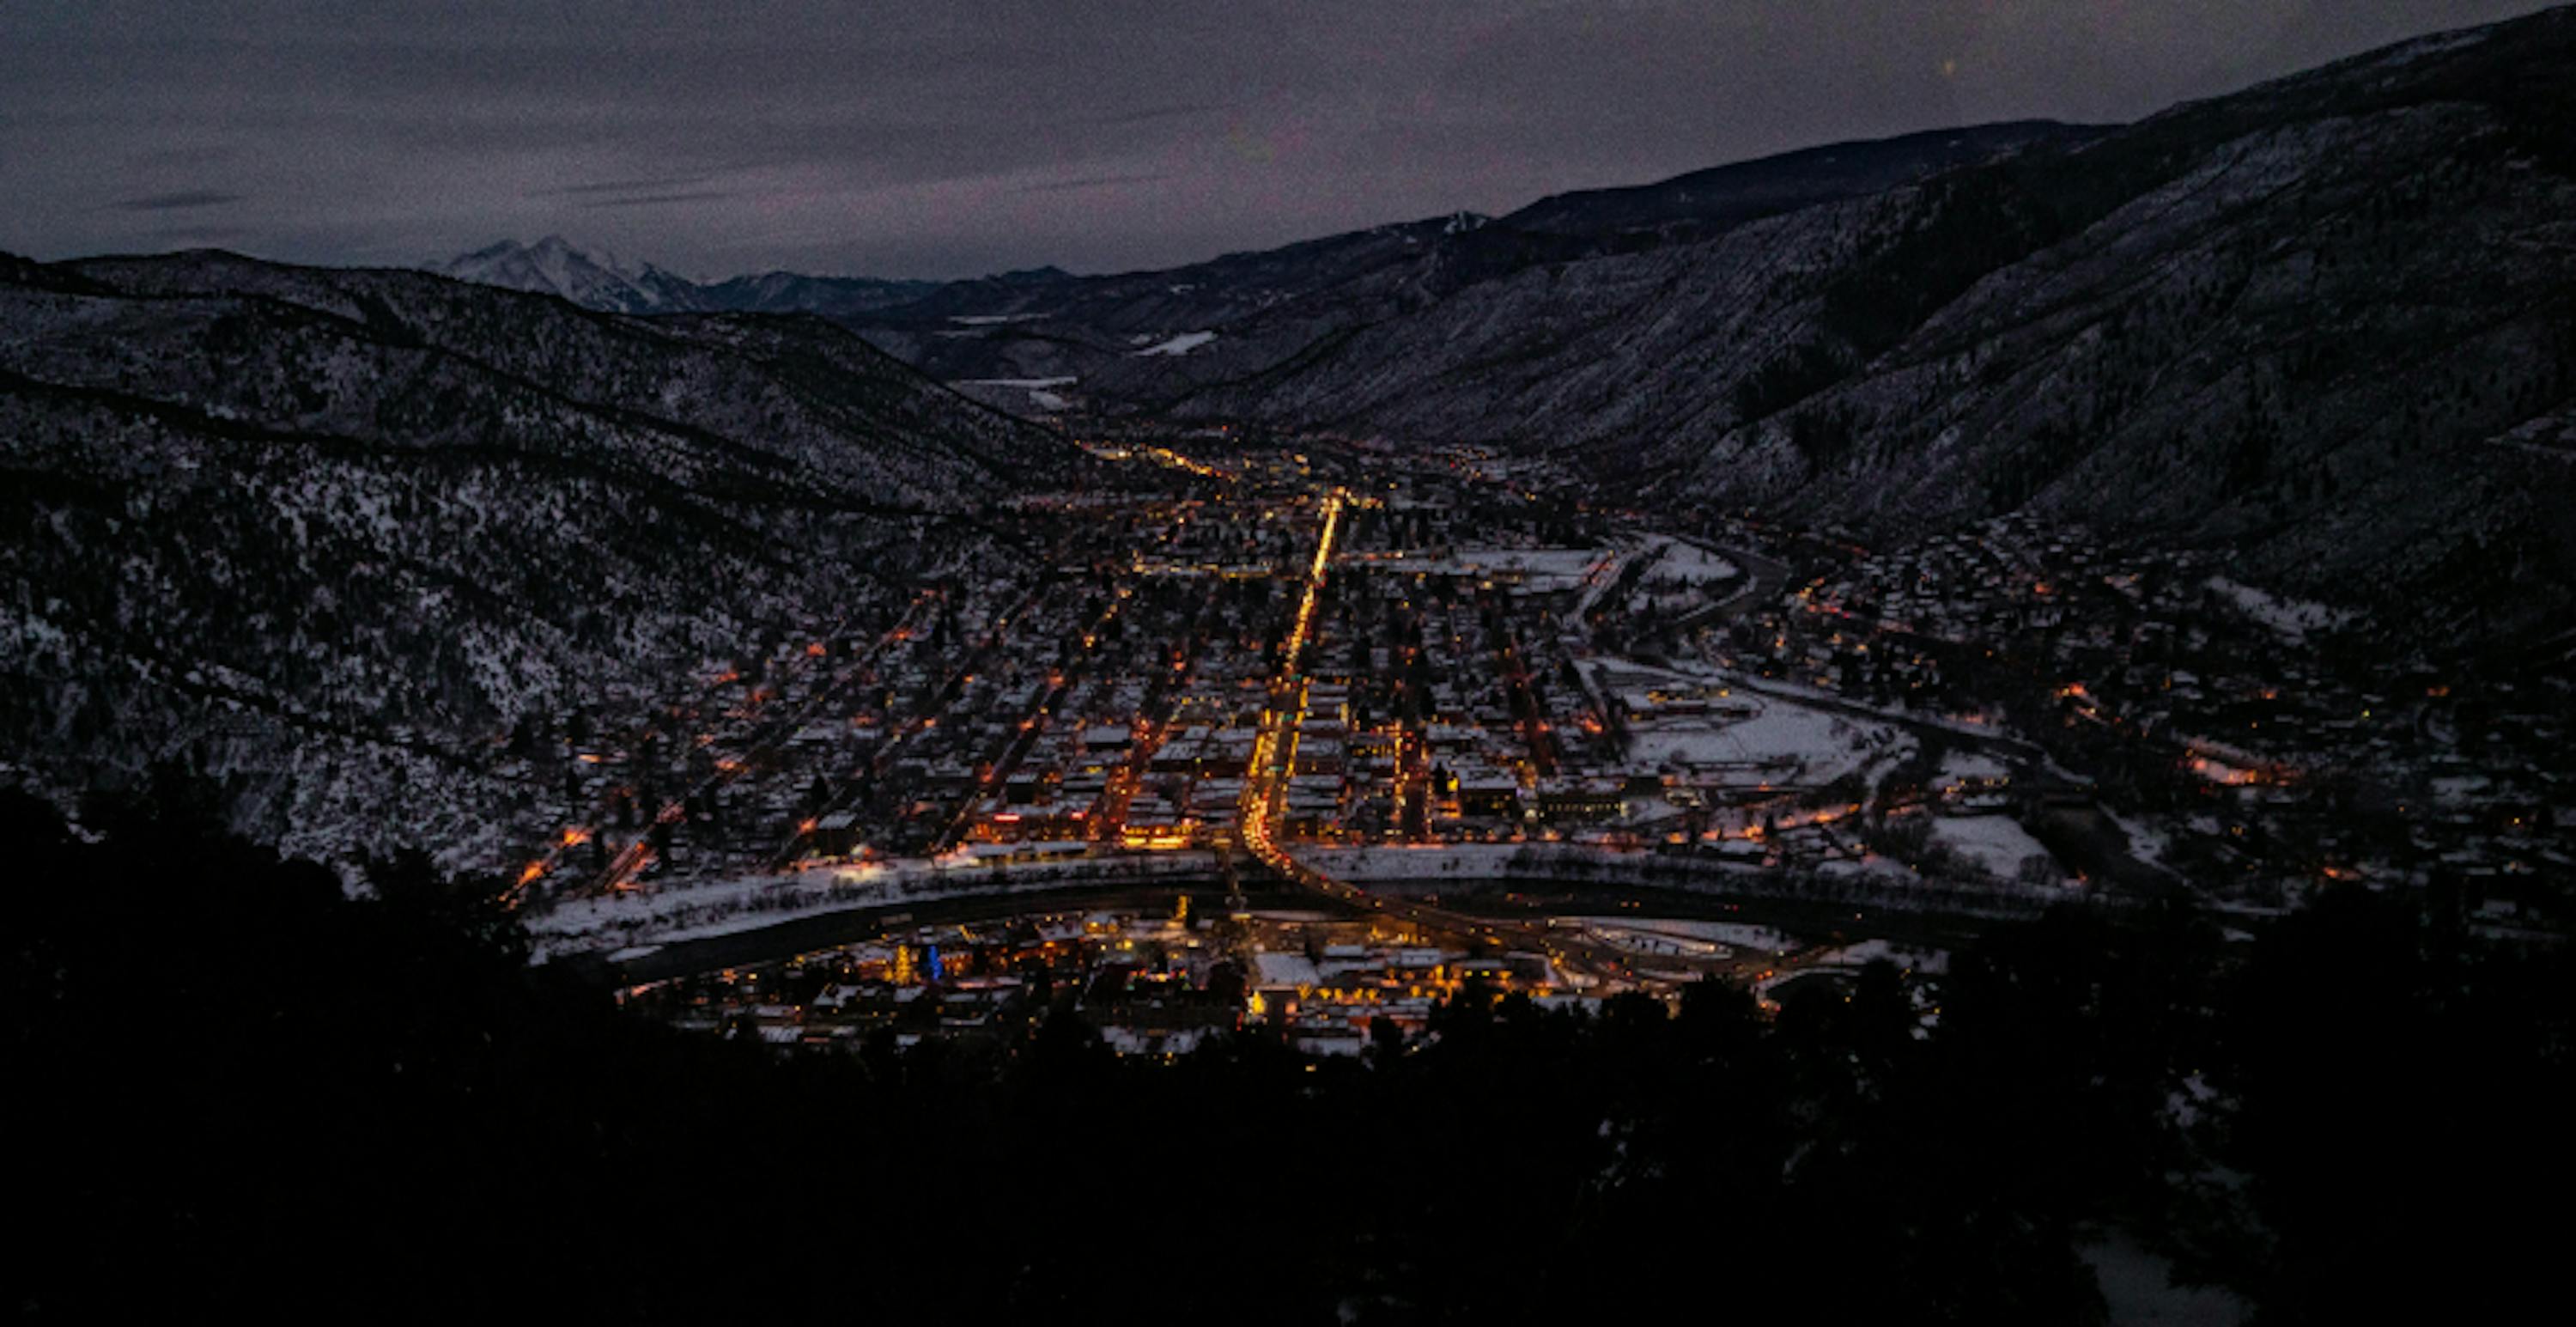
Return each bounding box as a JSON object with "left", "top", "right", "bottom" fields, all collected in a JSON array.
[
  {"left": 1166, "top": 3, "right": 2576, "bottom": 641},
  {"left": 414, "top": 119, "right": 2099, "bottom": 417}
]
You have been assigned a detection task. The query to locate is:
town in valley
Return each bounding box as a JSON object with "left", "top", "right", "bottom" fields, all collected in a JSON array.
[{"left": 492, "top": 429, "right": 2564, "bottom": 1055}]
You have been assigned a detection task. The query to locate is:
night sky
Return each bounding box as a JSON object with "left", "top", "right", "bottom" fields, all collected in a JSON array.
[{"left": 3, "top": 1, "right": 2554, "bottom": 278}]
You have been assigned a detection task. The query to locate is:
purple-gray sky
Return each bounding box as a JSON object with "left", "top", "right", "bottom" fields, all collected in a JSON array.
[{"left": 3, "top": 1, "right": 2555, "bottom": 278}]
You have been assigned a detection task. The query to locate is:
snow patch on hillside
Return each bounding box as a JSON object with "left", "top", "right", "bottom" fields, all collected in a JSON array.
[
  {"left": 1135, "top": 331, "right": 1218, "bottom": 356},
  {"left": 2208, "top": 577, "right": 2354, "bottom": 642}
]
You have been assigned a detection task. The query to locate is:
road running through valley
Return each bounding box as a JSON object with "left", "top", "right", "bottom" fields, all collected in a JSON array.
[{"left": 1231, "top": 484, "right": 1668, "bottom": 989}]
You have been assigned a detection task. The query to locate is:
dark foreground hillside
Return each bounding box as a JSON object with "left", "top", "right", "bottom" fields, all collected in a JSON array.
[{"left": 12, "top": 783, "right": 2570, "bottom": 1323}]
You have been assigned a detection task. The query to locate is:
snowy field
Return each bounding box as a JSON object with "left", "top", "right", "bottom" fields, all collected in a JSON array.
[
  {"left": 1938, "top": 751, "right": 2012, "bottom": 783},
  {"left": 1364, "top": 546, "right": 1611, "bottom": 592},
  {"left": 1927, "top": 813, "right": 2058, "bottom": 881},
  {"left": 1645, "top": 541, "right": 1739, "bottom": 587},
  {"left": 1629, "top": 535, "right": 1741, "bottom": 612},
  {"left": 1575, "top": 916, "right": 1801, "bottom": 956},
  {"left": 1813, "top": 855, "right": 1927, "bottom": 887},
  {"left": 1625, "top": 695, "right": 1912, "bottom": 788}
]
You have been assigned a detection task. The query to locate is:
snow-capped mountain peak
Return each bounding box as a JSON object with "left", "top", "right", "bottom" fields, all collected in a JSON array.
[{"left": 429, "top": 236, "right": 702, "bottom": 313}]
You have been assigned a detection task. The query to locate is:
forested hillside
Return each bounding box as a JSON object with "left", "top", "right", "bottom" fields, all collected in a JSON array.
[
  {"left": 15, "top": 788, "right": 2569, "bottom": 1322},
  {"left": 0, "top": 252, "right": 1078, "bottom": 864}
]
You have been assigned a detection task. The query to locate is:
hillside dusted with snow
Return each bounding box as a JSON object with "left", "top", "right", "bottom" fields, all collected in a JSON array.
[
  {"left": 431, "top": 236, "right": 946, "bottom": 321},
  {"left": 0, "top": 250, "right": 1079, "bottom": 863},
  {"left": 793, "top": 127, "right": 2087, "bottom": 413},
  {"left": 427, "top": 122, "right": 2073, "bottom": 424},
  {"left": 1172, "top": 10, "right": 2576, "bottom": 640}
]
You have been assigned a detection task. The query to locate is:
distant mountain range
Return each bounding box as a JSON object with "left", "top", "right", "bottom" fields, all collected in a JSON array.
[
  {"left": 431, "top": 234, "right": 943, "bottom": 319},
  {"left": 425, "top": 7, "right": 2576, "bottom": 641},
  {"left": 0, "top": 248, "right": 1077, "bottom": 861},
  {"left": 434, "top": 120, "right": 2097, "bottom": 415}
]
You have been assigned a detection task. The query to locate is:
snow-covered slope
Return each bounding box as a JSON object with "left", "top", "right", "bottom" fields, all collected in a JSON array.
[{"left": 0, "top": 250, "right": 1081, "bottom": 866}]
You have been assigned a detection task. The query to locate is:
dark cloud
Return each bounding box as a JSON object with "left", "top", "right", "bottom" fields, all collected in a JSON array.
[
  {"left": 1017, "top": 172, "right": 1176, "bottom": 194},
  {"left": 540, "top": 174, "right": 720, "bottom": 198},
  {"left": 579, "top": 190, "right": 741, "bottom": 209},
  {"left": 138, "top": 224, "right": 252, "bottom": 245},
  {"left": 1087, "top": 102, "right": 1237, "bottom": 126},
  {"left": 123, "top": 144, "right": 241, "bottom": 170},
  {"left": 112, "top": 190, "right": 243, "bottom": 212},
  {"left": 3, "top": 1, "right": 2561, "bottom": 278}
]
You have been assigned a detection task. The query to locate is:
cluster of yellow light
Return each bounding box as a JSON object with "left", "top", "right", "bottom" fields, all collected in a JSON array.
[
  {"left": 1121, "top": 824, "right": 1196, "bottom": 850},
  {"left": 1118, "top": 445, "right": 1230, "bottom": 480},
  {"left": 2190, "top": 755, "right": 2264, "bottom": 787}
]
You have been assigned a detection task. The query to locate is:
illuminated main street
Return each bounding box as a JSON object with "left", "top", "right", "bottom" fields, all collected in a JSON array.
[{"left": 1233, "top": 484, "right": 1656, "bottom": 988}]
